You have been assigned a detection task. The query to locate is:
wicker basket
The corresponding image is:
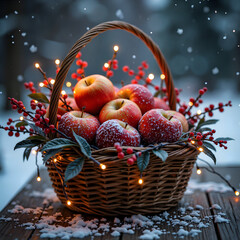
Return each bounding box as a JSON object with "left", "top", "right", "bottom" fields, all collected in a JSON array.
[{"left": 46, "top": 21, "right": 199, "bottom": 216}]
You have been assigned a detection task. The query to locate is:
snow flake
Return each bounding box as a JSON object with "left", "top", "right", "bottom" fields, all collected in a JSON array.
[
  {"left": 115, "top": 9, "right": 124, "bottom": 19},
  {"left": 177, "top": 28, "right": 183, "bottom": 35},
  {"left": 21, "top": 32, "right": 27, "bottom": 37},
  {"left": 212, "top": 67, "right": 219, "bottom": 75},
  {"left": 29, "top": 45, "right": 38, "bottom": 53}
]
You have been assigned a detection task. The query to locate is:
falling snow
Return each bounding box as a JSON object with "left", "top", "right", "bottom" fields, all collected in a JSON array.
[
  {"left": 17, "top": 75, "right": 23, "bottom": 82},
  {"left": 29, "top": 45, "right": 37, "bottom": 53},
  {"left": 116, "top": 9, "right": 124, "bottom": 19},
  {"left": 212, "top": 67, "right": 219, "bottom": 75},
  {"left": 177, "top": 28, "right": 183, "bottom": 35},
  {"left": 21, "top": 32, "right": 26, "bottom": 37}
]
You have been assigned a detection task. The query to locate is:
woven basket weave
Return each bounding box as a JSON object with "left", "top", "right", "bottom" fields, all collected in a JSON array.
[{"left": 46, "top": 21, "right": 199, "bottom": 216}]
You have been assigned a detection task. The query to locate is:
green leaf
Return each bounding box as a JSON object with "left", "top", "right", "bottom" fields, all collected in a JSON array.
[
  {"left": 203, "top": 141, "right": 216, "bottom": 152},
  {"left": 64, "top": 157, "right": 85, "bottom": 182},
  {"left": 137, "top": 151, "right": 150, "bottom": 173},
  {"left": 27, "top": 135, "right": 47, "bottom": 142},
  {"left": 15, "top": 121, "right": 28, "bottom": 128},
  {"left": 215, "top": 137, "right": 234, "bottom": 142},
  {"left": 28, "top": 93, "right": 50, "bottom": 104},
  {"left": 23, "top": 147, "right": 32, "bottom": 161},
  {"left": 202, "top": 146, "right": 216, "bottom": 164},
  {"left": 152, "top": 149, "right": 168, "bottom": 162},
  {"left": 41, "top": 138, "right": 77, "bottom": 152},
  {"left": 196, "top": 117, "right": 205, "bottom": 130},
  {"left": 14, "top": 139, "right": 43, "bottom": 150},
  {"left": 43, "top": 148, "right": 63, "bottom": 163},
  {"left": 28, "top": 123, "right": 45, "bottom": 137},
  {"left": 197, "top": 119, "right": 219, "bottom": 130},
  {"left": 72, "top": 130, "right": 91, "bottom": 158},
  {"left": 198, "top": 127, "right": 212, "bottom": 133}
]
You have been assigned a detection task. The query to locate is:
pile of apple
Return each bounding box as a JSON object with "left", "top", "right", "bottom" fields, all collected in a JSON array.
[{"left": 57, "top": 74, "right": 188, "bottom": 149}]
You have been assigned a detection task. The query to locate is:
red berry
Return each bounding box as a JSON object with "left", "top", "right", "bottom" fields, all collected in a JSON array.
[
  {"left": 132, "top": 155, "right": 137, "bottom": 161},
  {"left": 114, "top": 142, "right": 120, "bottom": 148},
  {"left": 199, "top": 99, "right": 203, "bottom": 104},
  {"left": 102, "top": 66, "right": 108, "bottom": 71},
  {"left": 141, "top": 61, "right": 149, "bottom": 69},
  {"left": 35, "top": 114, "right": 40, "bottom": 119},
  {"left": 154, "top": 86, "right": 160, "bottom": 91},
  {"left": 24, "top": 83, "right": 29, "bottom": 89},
  {"left": 116, "top": 146, "right": 122, "bottom": 153},
  {"left": 219, "top": 108, "right": 224, "bottom": 112},
  {"left": 71, "top": 73, "right": 77, "bottom": 79},
  {"left": 128, "top": 70, "right": 134, "bottom": 76},
  {"left": 20, "top": 126, "right": 25, "bottom": 131},
  {"left": 57, "top": 115, "right": 61, "bottom": 121},
  {"left": 8, "top": 118, "right": 13, "bottom": 122},
  {"left": 199, "top": 89, "right": 204, "bottom": 95},
  {"left": 77, "top": 68, "right": 84, "bottom": 74},
  {"left": 212, "top": 129, "right": 216, "bottom": 133},
  {"left": 203, "top": 87, "right": 208, "bottom": 92},
  {"left": 126, "top": 148, "right": 133, "bottom": 154},
  {"left": 4, "top": 127, "right": 9, "bottom": 130},
  {"left": 194, "top": 103, "right": 199, "bottom": 107},
  {"left": 224, "top": 146, "right": 228, "bottom": 149},
  {"left": 209, "top": 136, "right": 214, "bottom": 141},
  {"left": 131, "top": 79, "right": 138, "bottom": 84},
  {"left": 118, "top": 152, "right": 125, "bottom": 159},
  {"left": 43, "top": 80, "right": 48, "bottom": 85},
  {"left": 45, "top": 128, "right": 50, "bottom": 134},
  {"left": 76, "top": 59, "right": 82, "bottom": 66},
  {"left": 10, "top": 126, "right": 14, "bottom": 130},
  {"left": 63, "top": 94, "right": 68, "bottom": 99},
  {"left": 189, "top": 98, "right": 195, "bottom": 103},
  {"left": 76, "top": 52, "right": 81, "bottom": 58},
  {"left": 127, "top": 158, "right": 134, "bottom": 166},
  {"left": 179, "top": 107, "right": 185, "bottom": 114},
  {"left": 146, "top": 78, "right": 152, "bottom": 84},
  {"left": 38, "top": 103, "right": 43, "bottom": 108},
  {"left": 196, "top": 135, "right": 202, "bottom": 140},
  {"left": 8, "top": 131, "right": 14, "bottom": 136},
  {"left": 28, "top": 82, "right": 34, "bottom": 88},
  {"left": 137, "top": 152, "right": 142, "bottom": 157},
  {"left": 138, "top": 70, "right": 145, "bottom": 77},
  {"left": 204, "top": 107, "right": 209, "bottom": 112},
  {"left": 106, "top": 70, "right": 114, "bottom": 77},
  {"left": 218, "top": 102, "right": 223, "bottom": 107},
  {"left": 176, "top": 98, "right": 180, "bottom": 103},
  {"left": 208, "top": 111, "right": 213, "bottom": 117},
  {"left": 23, "top": 112, "right": 28, "bottom": 117},
  {"left": 188, "top": 138, "right": 192, "bottom": 142},
  {"left": 82, "top": 61, "right": 88, "bottom": 68},
  {"left": 189, "top": 132, "right": 194, "bottom": 137},
  {"left": 112, "top": 64, "right": 118, "bottom": 70},
  {"left": 49, "top": 125, "right": 55, "bottom": 129},
  {"left": 15, "top": 132, "right": 20, "bottom": 137},
  {"left": 122, "top": 66, "right": 129, "bottom": 72},
  {"left": 198, "top": 140, "right": 203, "bottom": 146},
  {"left": 209, "top": 104, "right": 214, "bottom": 110}
]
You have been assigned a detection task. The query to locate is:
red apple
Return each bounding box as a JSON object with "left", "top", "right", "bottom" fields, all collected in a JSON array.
[
  {"left": 99, "top": 99, "right": 142, "bottom": 128},
  {"left": 154, "top": 97, "right": 170, "bottom": 110},
  {"left": 114, "top": 86, "right": 120, "bottom": 95},
  {"left": 117, "top": 84, "right": 154, "bottom": 114},
  {"left": 74, "top": 74, "right": 115, "bottom": 115},
  {"left": 138, "top": 109, "right": 183, "bottom": 144},
  {"left": 166, "top": 110, "right": 189, "bottom": 132},
  {"left": 96, "top": 119, "right": 140, "bottom": 148},
  {"left": 58, "top": 110, "right": 100, "bottom": 143}
]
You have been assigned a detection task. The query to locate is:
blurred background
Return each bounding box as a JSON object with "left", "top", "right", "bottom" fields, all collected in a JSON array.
[{"left": 0, "top": 0, "right": 239, "bottom": 210}]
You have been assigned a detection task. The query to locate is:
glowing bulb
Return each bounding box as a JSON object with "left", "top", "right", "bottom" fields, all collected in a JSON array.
[
  {"left": 235, "top": 190, "right": 240, "bottom": 196},
  {"left": 66, "top": 82, "right": 72, "bottom": 87},
  {"left": 100, "top": 164, "right": 106, "bottom": 170},
  {"left": 39, "top": 82, "right": 44, "bottom": 87},
  {"left": 34, "top": 100, "right": 38, "bottom": 103},
  {"left": 53, "top": 158, "right": 57, "bottom": 163},
  {"left": 55, "top": 59, "right": 60, "bottom": 65},
  {"left": 50, "top": 79, "right": 55, "bottom": 85},
  {"left": 37, "top": 176, "right": 41, "bottom": 182},
  {"left": 160, "top": 74, "right": 165, "bottom": 80},
  {"left": 67, "top": 200, "right": 71, "bottom": 206},
  {"left": 189, "top": 102, "right": 193, "bottom": 106},
  {"left": 104, "top": 63, "right": 109, "bottom": 68},
  {"left": 197, "top": 110, "right": 202, "bottom": 115},
  {"left": 148, "top": 73, "right": 154, "bottom": 80},
  {"left": 113, "top": 45, "right": 119, "bottom": 52},
  {"left": 138, "top": 178, "right": 143, "bottom": 185},
  {"left": 19, "top": 116, "right": 24, "bottom": 121},
  {"left": 32, "top": 149, "right": 37, "bottom": 155},
  {"left": 198, "top": 147, "right": 204, "bottom": 152},
  {"left": 191, "top": 140, "right": 195, "bottom": 144},
  {"left": 35, "top": 63, "right": 40, "bottom": 68},
  {"left": 197, "top": 169, "right": 202, "bottom": 175},
  {"left": 61, "top": 90, "right": 66, "bottom": 95}
]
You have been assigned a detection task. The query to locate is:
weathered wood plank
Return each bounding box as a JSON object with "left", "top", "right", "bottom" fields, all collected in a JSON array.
[
  {"left": 208, "top": 191, "right": 240, "bottom": 240},
  {"left": 0, "top": 168, "right": 50, "bottom": 240}
]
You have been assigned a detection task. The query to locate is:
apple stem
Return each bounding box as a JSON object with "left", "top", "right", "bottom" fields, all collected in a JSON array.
[
  {"left": 121, "top": 80, "right": 125, "bottom": 87},
  {"left": 169, "top": 115, "right": 174, "bottom": 121},
  {"left": 125, "top": 123, "right": 128, "bottom": 128},
  {"left": 121, "top": 100, "right": 125, "bottom": 106},
  {"left": 81, "top": 106, "right": 86, "bottom": 118},
  {"left": 85, "top": 80, "right": 89, "bottom": 86}
]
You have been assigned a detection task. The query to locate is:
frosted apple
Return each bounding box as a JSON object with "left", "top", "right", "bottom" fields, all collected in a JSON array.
[
  {"left": 58, "top": 110, "right": 100, "bottom": 143},
  {"left": 96, "top": 119, "right": 140, "bottom": 148},
  {"left": 99, "top": 99, "right": 142, "bottom": 128},
  {"left": 166, "top": 110, "right": 189, "bottom": 132},
  {"left": 139, "top": 109, "right": 183, "bottom": 144},
  {"left": 117, "top": 84, "right": 154, "bottom": 114},
  {"left": 74, "top": 74, "right": 115, "bottom": 115},
  {"left": 154, "top": 97, "right": 170, "bottom": 110}
]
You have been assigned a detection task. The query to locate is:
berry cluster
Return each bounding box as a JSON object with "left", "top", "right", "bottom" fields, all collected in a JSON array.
[
  {"left": 71, "top": 52, "right": 88, "bottom": 81},
  {"left": 187, "top": 129, "right": 228, "bottom": 149},
  {"left": 24, "top": 81, "right": 36, "bottom": 93},
  {"left": 114, "top": 142, "right": 142, "bottom": 166}
]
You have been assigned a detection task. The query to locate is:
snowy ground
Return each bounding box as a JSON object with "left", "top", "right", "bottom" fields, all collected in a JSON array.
[{"left": 0, "top": 92, "right": 239, "bottom": 211}]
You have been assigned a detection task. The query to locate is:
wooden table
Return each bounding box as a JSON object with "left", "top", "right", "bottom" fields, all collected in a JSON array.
[{"left": 0, "top": 168, "right": 239, "bottom": 240}]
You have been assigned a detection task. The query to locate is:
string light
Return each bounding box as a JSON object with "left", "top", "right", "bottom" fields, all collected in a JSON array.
[
  {"left": 104, "top": 63, "right": 109, "bottom": 68},
  {"left": 196, "top": 166, "right": 202, "bottom": 175},
  {"left": 53, "top": 158, "right": 57, "bottom": 163},
  {"left": 138, "top": 178, "right": 143, "bottom": 185},
  {"left": 55, "top": 59, "right": 60, "bottom": 65},
  {"left": 35, "top": 63, "right": 40, "bottom": 69},
  {"left": 19, "top": 116, "right": 24, "bottom": 121},
  {"left": 148, "top": 73, "right": 154, "bottom": 80},
  {"left": 197, "top": 110, "right": 202, "bottom": 115},
  {"left": 36, "top": 176, "right": 41, "bottom": 182},
  {"left": 32, "top": 149, "right": 37, "bottom": 155},
  {"left": 50, "top": 79, "right": 55, "bottom": 85},
  {"left": 160, "top": 74, "right": 165, "bottom": 80},
  {"left": 189, "top": 102, "right": 193, "bottom": 106},
  {"left": 113, "top": 45, "right": 119, "bottom": 52},
  {"left": 61, "top": 90, "right": 66, "bottom": 95},
  {"left": 67, "top": 200, "right": 71, "bottom": 206},
  {"left": 39, "top": 82, "right": 44, "bottom": 87},
  {"left": 34, "top": 100, "right": 38, "bottom": 103},
  {"left": 235, "top": 190, "right": 240, "bottom": 196},
  {"left": 100, "top": 164, "right": 106, "bottom": 170},
  {"left": 191, "top": 140, "right": 195, "bottom": 144},
  {"left": 198, "top": 147, "right": 204, "bottom": 152},
  {"left": 66, "top": 82, "right": 72, "bottom": 87}
]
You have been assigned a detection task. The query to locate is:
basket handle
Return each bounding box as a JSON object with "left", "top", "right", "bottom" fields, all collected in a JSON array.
[{"left": 49, "top": 21, "right": 176, "bottom": 127}]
